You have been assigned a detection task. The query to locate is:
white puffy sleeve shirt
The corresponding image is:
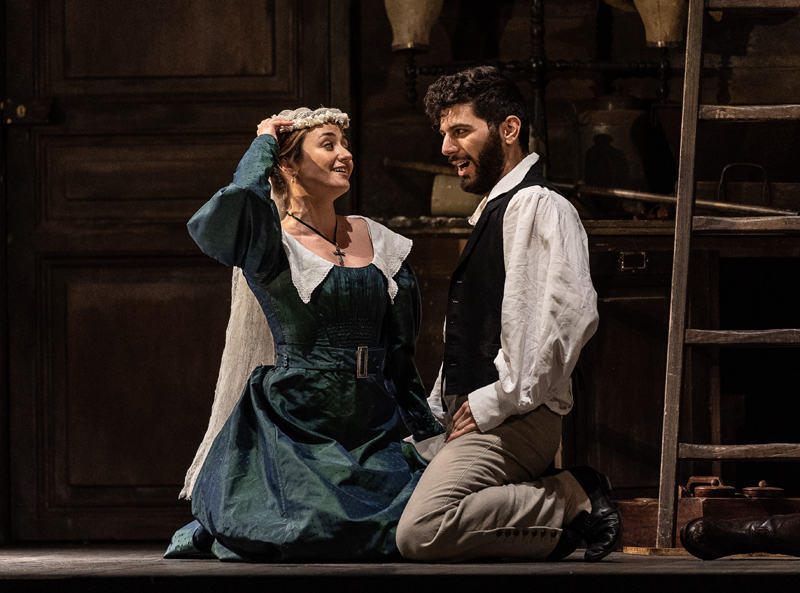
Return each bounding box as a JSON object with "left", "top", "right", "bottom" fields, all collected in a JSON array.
[{"left": 427, "top": 153, "right": 599, "bottom": 432}]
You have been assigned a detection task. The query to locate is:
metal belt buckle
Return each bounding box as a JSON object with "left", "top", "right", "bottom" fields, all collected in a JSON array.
[{"left": 356, "top": 346, "right": 368, "bottom": 379}]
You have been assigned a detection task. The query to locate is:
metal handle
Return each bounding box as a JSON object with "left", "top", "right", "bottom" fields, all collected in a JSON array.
[
  {"left": 2, "top": 98, "right": 53, "bottom": 125},
  {"left": 618, "top": 251, "right": 647, "bottom": 272},
  {"left": 717, "top": 162, "right": 771, "bottom": 206}
]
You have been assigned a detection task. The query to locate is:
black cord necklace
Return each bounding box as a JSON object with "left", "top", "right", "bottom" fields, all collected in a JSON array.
[{"left": 288, "top": 212, "right": 347, "bottom": 266}]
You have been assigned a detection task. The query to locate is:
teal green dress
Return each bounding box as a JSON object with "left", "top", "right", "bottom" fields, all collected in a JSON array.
[{"left": 164, "top": 134, "right": 442, "bottom": 562}]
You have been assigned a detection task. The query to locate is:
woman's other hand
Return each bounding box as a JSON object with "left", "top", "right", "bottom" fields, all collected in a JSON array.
[{"left": 256, "top": 117, "right": 296, "bottom": 140}]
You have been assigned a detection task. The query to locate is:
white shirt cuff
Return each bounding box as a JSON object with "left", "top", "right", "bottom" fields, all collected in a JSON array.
[{"left": 467, "top": 382, "right": 508, "bottom": 432}]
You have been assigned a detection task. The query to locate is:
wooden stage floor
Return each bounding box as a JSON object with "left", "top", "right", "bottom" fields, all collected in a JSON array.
[{"left": 1, "top": 543, "right": 799, "bottom": 592}]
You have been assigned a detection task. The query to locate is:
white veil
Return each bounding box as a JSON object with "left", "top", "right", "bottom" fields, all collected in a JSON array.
[{"left": 180, "top": 267, "right": 275, "bottom": 499}]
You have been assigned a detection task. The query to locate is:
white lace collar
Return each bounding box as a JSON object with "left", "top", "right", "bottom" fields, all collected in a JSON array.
[{"left": 280, "top": 216, "right": 412, "bottom": 304}]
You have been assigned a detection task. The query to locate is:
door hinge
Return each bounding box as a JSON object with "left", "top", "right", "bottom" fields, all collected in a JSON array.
[{"left": 2, "top": 98, "right": 53, "bottom": 125}]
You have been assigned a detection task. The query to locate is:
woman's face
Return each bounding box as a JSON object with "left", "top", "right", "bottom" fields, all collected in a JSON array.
[{"left": 293, "top": 124, "right": 353, "bottom": 199}]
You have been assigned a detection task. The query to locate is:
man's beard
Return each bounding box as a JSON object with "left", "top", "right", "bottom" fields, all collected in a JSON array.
[{"left": 459, "top": 128, "right": 505, "bottom": 195}]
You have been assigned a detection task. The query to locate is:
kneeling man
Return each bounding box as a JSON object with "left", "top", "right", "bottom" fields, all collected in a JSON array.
[{"left": 397, "top": 66, "right": 620, "bottom": 562}]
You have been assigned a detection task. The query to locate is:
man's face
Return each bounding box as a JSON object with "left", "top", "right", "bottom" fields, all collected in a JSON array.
[{"left": 439, "top": 103, "right": 505, "bottom": 196}]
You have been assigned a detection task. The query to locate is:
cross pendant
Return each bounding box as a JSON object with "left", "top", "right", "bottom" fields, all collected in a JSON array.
[{"left": 333, "top": 246, "right": 346, "bottom": 266}]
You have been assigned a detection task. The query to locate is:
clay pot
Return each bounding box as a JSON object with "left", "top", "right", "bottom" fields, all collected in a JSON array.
[
  {"left": 578, "top": 94, "right": 652, "bottom": 217},
  {"left": 742, "top": 481, "right": 785, "bottom": 499},
  {"left": 384, "top": 0, "right": 444, "bottom": 52}
]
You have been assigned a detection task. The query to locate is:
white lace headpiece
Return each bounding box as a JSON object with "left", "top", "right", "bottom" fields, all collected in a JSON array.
[{"left": 273, "top": 107, "right": 350, "bottom": 133}]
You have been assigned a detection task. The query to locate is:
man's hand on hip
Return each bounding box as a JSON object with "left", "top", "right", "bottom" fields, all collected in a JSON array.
[{"left": 446, "top": 401, "right": 480, "bottom": 442}]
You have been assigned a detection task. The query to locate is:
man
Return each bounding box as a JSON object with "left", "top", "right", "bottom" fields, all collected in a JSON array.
[{"left": 396, "top": 66, "right": 620, "bottom": 562}]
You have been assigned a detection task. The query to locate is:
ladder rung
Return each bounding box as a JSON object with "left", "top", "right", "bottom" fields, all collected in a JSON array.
[
  {"left": 693, "top": 215, "right": 800, "bottom": 233},
  {"left": 699, "top": 104, "right": 800, "bottom": 121},
  {"left": 680, "top": 443, "right": 800, "bottom": 461},
  {"left": 686, "top": 329, "right": 800, "bottom": 345},
  {"left": 707, "top": 0, "right": 800, "bottom": 9}
]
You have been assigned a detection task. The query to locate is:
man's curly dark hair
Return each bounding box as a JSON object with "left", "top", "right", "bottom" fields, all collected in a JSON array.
[{"left": 423, "top": 66, "right": 530, "bottom": 152}]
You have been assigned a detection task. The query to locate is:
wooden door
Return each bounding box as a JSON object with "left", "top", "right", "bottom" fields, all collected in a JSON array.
[{"left": 4, "top": 0, "right": 351, "bottom": 540}]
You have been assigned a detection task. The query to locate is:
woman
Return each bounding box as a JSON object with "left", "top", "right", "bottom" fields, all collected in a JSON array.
[{"left": 164, "top": 107, "right": 442, "bottom": 562}]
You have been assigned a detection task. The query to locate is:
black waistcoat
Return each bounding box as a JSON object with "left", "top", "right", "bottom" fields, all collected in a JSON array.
[{"left": 442, "top": 166, "right": 562, "bottom": 396}]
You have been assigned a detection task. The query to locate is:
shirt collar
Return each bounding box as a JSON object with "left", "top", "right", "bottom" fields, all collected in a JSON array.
[{"left": 467, "top": 152, "right": 540, "bottom": 226}]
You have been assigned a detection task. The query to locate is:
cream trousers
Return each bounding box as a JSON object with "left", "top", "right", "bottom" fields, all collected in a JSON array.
[{"left": 397, "top": 405, "right": 583, "bottom": 562}]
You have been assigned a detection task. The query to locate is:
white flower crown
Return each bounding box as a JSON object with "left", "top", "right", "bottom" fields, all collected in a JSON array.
[{"left": 273, "top": 107, "right": 350, "bottom": 133}]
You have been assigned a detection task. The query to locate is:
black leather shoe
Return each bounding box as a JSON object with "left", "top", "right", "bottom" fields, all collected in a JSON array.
[
  {"left": 681, "top": 514, "right": 800, "bottom": 560},
  {"left": 565, "top": 466, "right": 623, "bottom": 562}
]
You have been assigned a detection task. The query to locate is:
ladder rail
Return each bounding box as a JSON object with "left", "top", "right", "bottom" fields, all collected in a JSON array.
[
  {"left": 679, "top": 443, "right": 800, "bottom": 460},
  {"left": 693, "top": 216, "right": 800, "bottom": 233},
  {"left": 707, "top": 0, "right": 800, "bottom": 8},
  {"left": 685, "top": 328, "right": 800, "bottom": 345},
  {"left": 655, "top": 0, "right": 707, "bottom": 550},
  {"left": 699, "top": 104, "right": 800, "bottom": 121}
]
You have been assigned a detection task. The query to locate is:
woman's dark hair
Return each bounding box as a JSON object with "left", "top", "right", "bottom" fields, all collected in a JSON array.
[{"left": 423, "top": 66, "right": 530, "bottom": 152}]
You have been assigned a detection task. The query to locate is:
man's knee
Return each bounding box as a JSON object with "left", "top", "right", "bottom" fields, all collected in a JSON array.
[
  {"left": 396, "top": 511, "right": 427, "bottom": 561},
  {"left": 396, "top": 510, "right": 449, "bottom": 562}
]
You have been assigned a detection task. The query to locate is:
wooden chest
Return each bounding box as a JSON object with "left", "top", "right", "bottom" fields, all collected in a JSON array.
[{"left": 614, "top": 496, "right": 800, "bottom": 549}]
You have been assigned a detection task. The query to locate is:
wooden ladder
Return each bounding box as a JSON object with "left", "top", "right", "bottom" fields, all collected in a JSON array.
[{"left": 656, "top": 0, "right": 800, "bottom": 548}]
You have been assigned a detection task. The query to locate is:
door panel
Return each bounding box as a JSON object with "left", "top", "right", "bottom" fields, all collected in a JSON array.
[
  {"left": 42, "top": 135, "right": 245, "bottom": 224},
  {"left": 48, "top": 261, "right": 231, "bottom": 526},
  {"left": 62, "top": 0, "right": 278, "bottom": 78},
  {"left": 60, "top": 264, "right": 232, "bottom": 489},
  {"left": 48, "top": 0, "right": 295, "bottom": 96},
  {"left": 6, "top": 0, "right": 350, "bottom": 540}
]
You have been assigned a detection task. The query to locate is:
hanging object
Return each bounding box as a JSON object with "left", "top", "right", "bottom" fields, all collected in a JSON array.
[
  {"left": 632, "top": 0, "right": 689, "bottom": 47},
  {"left": 602, "top": 0, "right": 637, "bottom": 12},
  {"left": 384, "top": 0, "right": 444, "bottom": 52}
]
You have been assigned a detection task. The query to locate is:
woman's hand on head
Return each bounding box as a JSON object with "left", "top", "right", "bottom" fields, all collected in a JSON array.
[{"left": 257, "top": 117, "right": 296, "bottom": 140}]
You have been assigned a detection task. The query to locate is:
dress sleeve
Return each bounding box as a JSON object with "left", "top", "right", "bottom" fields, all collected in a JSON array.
[
  {"left": 384, "top": 262, "right": 446, "bottom": 440},
  {"left": 187, "top": 134, "right": 283, "bottom": 276},
  {"left": 467, "top": 188, "right": 599, "bottom": 432}
]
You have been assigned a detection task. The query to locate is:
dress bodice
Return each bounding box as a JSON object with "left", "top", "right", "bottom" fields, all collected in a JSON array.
[{"left": 248, "top": 261, "right": 389, "bottom": 350}]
